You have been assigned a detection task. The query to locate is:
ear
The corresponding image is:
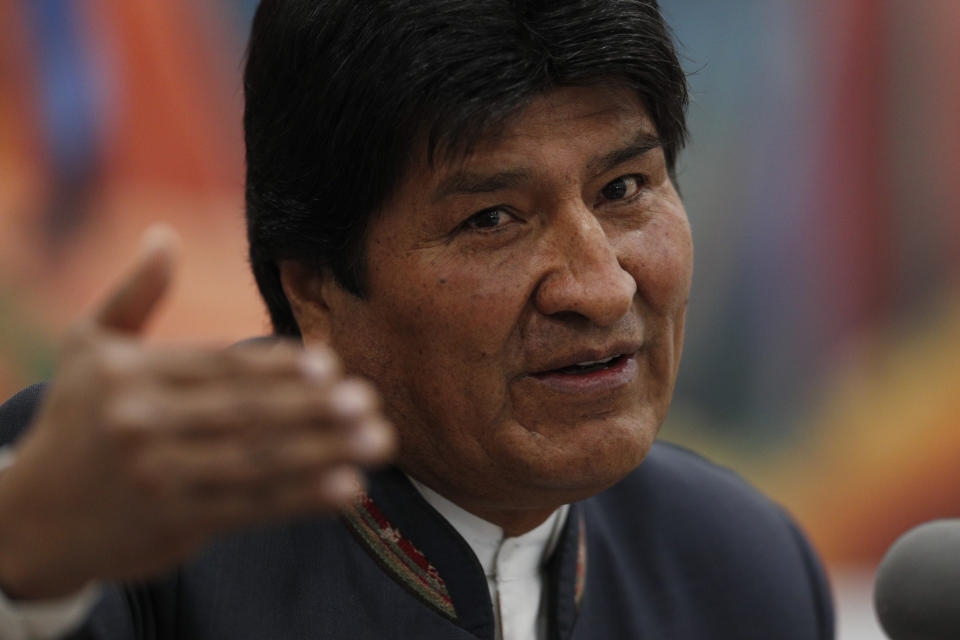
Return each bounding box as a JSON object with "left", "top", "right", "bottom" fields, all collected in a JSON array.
[{"left": 278, "top": 260, "right": 333, "bottom": 343}]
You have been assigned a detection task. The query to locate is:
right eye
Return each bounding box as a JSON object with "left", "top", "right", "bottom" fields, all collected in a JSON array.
[
  {"left": 462, "top": 208, "right": 517, "bottom": 232},
  {"left": 599, "top": 174, "right": 646, "bottom": 203}
]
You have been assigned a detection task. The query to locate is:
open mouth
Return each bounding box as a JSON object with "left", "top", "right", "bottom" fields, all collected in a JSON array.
[
  {"left": 552, "top": 353, "right": 628, "bottom": 375},
  {"left": 529, "top": 350, "right": 638, "bottom": 393}
]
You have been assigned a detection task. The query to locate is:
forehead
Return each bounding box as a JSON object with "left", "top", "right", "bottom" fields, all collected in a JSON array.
[
  {"left": 412, "top": 85, "right": 658, "bottom": 190},
  {"left": 487, "top": 85, "right": 652, "bottom": 144}
]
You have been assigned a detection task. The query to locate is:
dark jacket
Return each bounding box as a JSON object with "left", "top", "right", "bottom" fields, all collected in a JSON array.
[{"left": 0, "top": 384, "right": 834, "bottom": 639}]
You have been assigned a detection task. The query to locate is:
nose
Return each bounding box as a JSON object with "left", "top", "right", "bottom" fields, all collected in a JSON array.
[{"left": 533, "top": 207, "right": 637, "bottom": 326}]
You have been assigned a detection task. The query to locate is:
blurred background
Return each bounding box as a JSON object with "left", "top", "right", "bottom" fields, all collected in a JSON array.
[{"left": 0, "top": 1, "right": 957, "bottom": 637}]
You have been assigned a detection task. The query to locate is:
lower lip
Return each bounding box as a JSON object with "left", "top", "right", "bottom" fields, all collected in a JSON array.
[{"left": 531, "top": 354, "right": 638, "bottom": 395}]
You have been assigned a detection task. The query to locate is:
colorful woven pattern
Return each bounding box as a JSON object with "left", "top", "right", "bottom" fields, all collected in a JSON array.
[{"left": 341, "top": 492, "right": 458, "bottom": 621}]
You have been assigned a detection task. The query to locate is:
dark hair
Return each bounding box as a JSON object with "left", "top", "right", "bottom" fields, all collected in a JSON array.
[{"left": 244, "top": 0, "right": 688, "bottom": 336}]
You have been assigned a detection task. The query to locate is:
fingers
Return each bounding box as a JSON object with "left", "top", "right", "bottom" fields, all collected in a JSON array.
[
  {"left": 94, "top": 225, "right": 178, "bottom": 334},
  {"left": 96, "top": 348, "right": 352, "bottom": 441},
  {"left": 178, "top": 415, "right": 393, "bottom": 485},
  {"left": 85, "top": 339, "right": 341, "bottom": 391},
  {"left": 97, "top": 362, "right": 395, "bottom": 528},
  {"left": 138, "top": 427, "right": 383, "bottom": 502},
  {"left": 185, "top": 465, "right": 366, "bottom": 533},
  {"left": 117, "top": 380, "right": 395, "bottom": 473},
  {"left": 121, "top": 394, "right": 391, "bottom": 532}
]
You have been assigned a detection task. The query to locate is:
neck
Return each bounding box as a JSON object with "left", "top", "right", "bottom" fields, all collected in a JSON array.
[{"left": 406, "top": 474, "right": 559, "bottom": 537}]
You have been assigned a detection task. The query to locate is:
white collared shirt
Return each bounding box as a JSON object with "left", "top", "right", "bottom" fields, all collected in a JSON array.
[{"left": 408, "top": 476, "right": 570, "bottom": 640}]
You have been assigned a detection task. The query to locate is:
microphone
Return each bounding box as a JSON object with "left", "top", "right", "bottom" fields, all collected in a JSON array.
[{"left": 873, "top": 519, "right": 960, "bottom": 639}]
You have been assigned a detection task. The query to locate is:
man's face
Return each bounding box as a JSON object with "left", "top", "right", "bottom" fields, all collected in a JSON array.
[{"left": 312, "top": 85, "right": 692, "bottom": 518}]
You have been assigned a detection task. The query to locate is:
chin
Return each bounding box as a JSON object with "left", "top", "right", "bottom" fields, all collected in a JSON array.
[{"left": 504, "top": 423, "right": 657, "bottom": 504}]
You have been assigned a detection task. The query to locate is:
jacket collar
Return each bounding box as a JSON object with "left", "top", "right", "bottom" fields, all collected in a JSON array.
[{"left": 340, "top": 467, "right": 586, "bottom": 640}]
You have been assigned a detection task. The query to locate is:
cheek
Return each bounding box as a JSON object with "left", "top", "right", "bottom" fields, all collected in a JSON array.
[
  {"left": 361, "top": 256, "right": 534, "bottom": 454},
  {"left": 615, "top": 208, "right": 692, "bottom": 386},
  {"left": 383, "top": 253, "right": 533, "bottom": 364},
  {"left": 618, "top": 212, "right": 693, "bottom": 313}
]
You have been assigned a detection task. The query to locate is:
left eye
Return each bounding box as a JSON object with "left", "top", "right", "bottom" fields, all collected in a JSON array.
[
  {"left": 600, "top": 175, "right": 645, "bottom": 201},
  {"left": 463, "top": 207, "right": 514, "bottom": 231}
]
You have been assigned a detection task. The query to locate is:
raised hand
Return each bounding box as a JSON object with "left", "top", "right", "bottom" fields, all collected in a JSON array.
[{"left": 0, "top": 226, "right": 395, "bottom": 599}]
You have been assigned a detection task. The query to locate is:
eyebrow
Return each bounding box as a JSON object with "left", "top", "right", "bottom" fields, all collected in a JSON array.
[
  {"left": 431, "top": 129, "right": 662, "bottom": 203},
  {"left": 586, "top": 130, "right": 662, "bottom": 177},
  {"left": 431, "top": 169, "right": 531, "bottom": 203}
]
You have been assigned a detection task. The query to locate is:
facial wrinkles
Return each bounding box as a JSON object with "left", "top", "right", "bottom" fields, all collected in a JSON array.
[
  {"left": 324, "top": 86, "right": 694, "bottom": 516},
  {"left": 362, "top": 255, "right": 516, "bottom": 451},
  {"left": 621, "top": 199, "right": 692, "bottom": 312},
  {"left": 445, "top": 204, "right": 636, "bottom": 368}
]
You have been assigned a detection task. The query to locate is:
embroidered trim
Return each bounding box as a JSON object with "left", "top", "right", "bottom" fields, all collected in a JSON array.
[
  {"left": 341, "top": 491, "right": 458, "bottom": 621},
  {"left": 574, "top": 512, "right": 587, "bottom": 609}
]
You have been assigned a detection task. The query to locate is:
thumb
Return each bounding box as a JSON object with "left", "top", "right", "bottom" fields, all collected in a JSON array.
[{"left": 94, "top": 225, "right": 179, "bottom": 334}]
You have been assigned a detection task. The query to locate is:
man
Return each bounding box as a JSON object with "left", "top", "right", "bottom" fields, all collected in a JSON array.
[{"left": 0, "top": 0, "right": 834, "bottom": 638}]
